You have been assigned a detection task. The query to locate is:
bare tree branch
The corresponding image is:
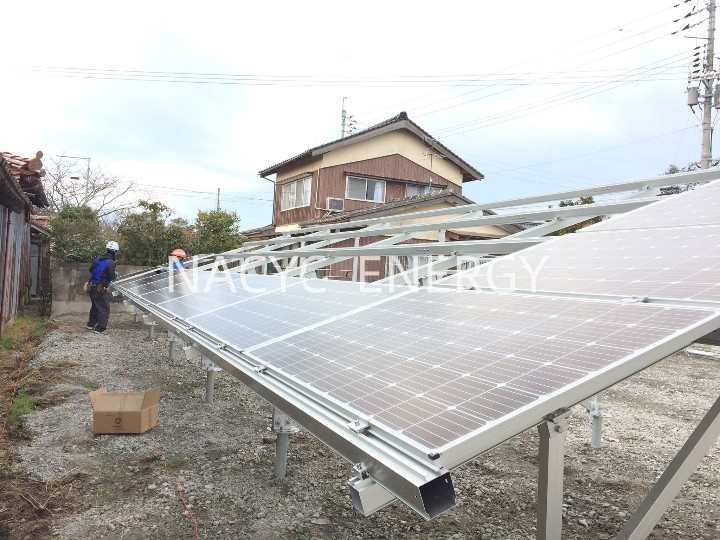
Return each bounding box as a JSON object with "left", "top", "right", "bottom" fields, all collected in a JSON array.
[{"left": 43, "top": 156, "right": 145, "bottom": 216}]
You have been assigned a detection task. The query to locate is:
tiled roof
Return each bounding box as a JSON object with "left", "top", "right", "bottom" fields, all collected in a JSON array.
[
  {"left": 0, "top": 151, "right": 49, "bottom": 208},
  {"left": 258, "top": 112, "right": 483, "bottom": 183},
  {"left": 30, "top": 215, "right": 52, "bottom": 235},
  {"left": 0, "top": 157, "right": 30, "bottom": 211},
  {"left": 240, "top": 223, "right": 277, "bottom": 240}
]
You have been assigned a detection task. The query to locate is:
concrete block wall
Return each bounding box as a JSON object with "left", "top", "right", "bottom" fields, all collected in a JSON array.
[{"left": 52, "top": 261, "right": 149, "bottom": 314}]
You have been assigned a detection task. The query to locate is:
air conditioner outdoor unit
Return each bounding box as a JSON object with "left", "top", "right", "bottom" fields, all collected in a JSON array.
[{"left": 327, "top": 197, "right": 344, "bottom": 212}]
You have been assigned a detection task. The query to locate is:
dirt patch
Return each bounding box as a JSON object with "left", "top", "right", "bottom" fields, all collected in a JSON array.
[
  {"left": 0, "top": 471, "right": 91, "bottom": 540},
  {"left": 0, "top": 317, "right": 90, "bottom": 540},
  {"left": 4, "top": 311, "right": 720, "bottom": 539}
]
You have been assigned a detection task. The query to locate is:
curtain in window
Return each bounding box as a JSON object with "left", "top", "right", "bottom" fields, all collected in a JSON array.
[
  {"left": 281, "top": 183, "right": 292, "bottom": 210},
  {"left": 301, "top": 177, "right": 311, "bottom": 207},
  {"left": 288, "top": 182, "right": 297, "bottom": 208},
  {"left": 371, "top": 180, "right": 384, "bottom": 202}
]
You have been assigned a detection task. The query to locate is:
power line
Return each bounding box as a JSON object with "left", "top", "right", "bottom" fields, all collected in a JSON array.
[
  {"left": 138, "top": 190, "right": 272, "bottom": 206},
  {"left": 0, "top": 64, "right": 693, "bottom": 87},
  {"left": 481, "top": 126, "right": 696, "bottom": 175},
  {"left": 132, "top": 183, "right": 273, "bottom": 206},
  {"left": 133, "top": 182, "right": 272, "bottom": 200},
  {"left": 357, "top": 5, "right": 688, "bottom": 124},
  {"left": 423, "top": 36, "right": 694, "bottom": 131},
  {"left": 433, "top": 51, "right": 693, "bottom": 138}
]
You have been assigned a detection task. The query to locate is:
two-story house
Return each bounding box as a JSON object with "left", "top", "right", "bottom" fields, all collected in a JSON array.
[
  {"left": 257, "top": 112, "right": 484, "bottom": 233},
  {"left": 247, "top": 112, "right": 528, "bottom": 280}
]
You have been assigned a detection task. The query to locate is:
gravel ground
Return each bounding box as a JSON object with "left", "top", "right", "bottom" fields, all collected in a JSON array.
[{"left": 8, "top": 311, "right": 720, "bottom": 539}]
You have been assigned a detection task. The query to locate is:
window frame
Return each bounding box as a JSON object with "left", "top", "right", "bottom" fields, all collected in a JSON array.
[
  {"left": 345, "top": 175, "right": 386, "bottom": 203},
  {"left": 280, "top": 175, "right": 312, "bottom": 211},
  {"left": 405, "top": 184, "right": 441, "bottom": 198}
]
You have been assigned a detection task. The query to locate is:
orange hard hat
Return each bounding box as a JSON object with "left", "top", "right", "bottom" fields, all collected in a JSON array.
[{"left": 170, "top": 248, "right": 187, "bottom": 258}]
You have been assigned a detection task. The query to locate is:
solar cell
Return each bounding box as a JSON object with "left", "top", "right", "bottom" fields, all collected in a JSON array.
[{"left": 248, "top": 289, "right": 720, "bottom": 451}]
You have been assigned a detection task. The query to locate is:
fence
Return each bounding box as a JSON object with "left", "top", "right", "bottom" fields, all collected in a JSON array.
[{"left": 52, "top": 262, "right": 148, "bottom": 314}]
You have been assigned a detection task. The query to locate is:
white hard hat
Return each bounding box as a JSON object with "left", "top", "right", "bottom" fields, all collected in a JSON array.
[{"left": 106, "top": 241, "right": 120, "bottom": 251}]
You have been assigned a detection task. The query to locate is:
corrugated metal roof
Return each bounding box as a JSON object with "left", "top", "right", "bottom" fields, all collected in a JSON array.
[{"left": 258, "top": 112, "right": 484, "bottom": 183}]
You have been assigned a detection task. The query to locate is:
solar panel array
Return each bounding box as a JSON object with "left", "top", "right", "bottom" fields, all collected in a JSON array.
[
  {"left": 114, "top": 180, "right": 720, "bottom": 486},
  {"left": 248, "top": 289, "right": 718, "bottom": 450}
]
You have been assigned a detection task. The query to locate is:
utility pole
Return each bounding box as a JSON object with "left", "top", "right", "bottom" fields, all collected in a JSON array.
[
  {"left": 216, "top": 188, "right": 220, "bottom": 210},
  {"left": 701, "top": 0, "right": 716, "bottom": 169},
  {"left": 58, "top": 155, "right": 91, "bottom": 202},
  {"left": 341, "top": 96, "right": 347, "bottom": 138}
]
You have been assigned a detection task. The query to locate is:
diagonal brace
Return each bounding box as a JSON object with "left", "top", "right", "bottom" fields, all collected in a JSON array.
[{"left": 616, "top": 393, "right": 720, "bottom": 540}]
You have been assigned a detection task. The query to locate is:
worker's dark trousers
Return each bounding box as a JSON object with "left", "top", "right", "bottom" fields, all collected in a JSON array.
[{"left": 88, "top": 287, "right": 111, "bottom": 331}]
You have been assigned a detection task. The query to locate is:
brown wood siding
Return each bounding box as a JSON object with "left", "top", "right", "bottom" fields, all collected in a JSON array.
[
  {"left": 318, "top": 155, "right": 459, "bottom": 214},
  {"left": 273, "top": 154, "right": 462, "bottom": 227},
  {"left": 324, "top": 236, "right": 428, "bottom": 282},
  {"left": 273, "top": 171, "right": 327, "bottom": 226}
]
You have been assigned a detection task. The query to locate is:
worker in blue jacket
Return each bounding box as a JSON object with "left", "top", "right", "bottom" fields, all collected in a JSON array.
[{"left": 86, "top": 241, "right": 119, "bottom": 334}]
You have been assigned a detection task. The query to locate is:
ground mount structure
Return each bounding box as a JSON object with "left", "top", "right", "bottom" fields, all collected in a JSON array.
[{"left": 113, "top": 168, "right": 720, "bottom": 540}]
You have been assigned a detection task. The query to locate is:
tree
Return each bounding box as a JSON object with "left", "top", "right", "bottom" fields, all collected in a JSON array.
[
  {"left": 552, "top": 196, "right": 601, "bottom": 236},
  {"left": 662, "top": 163, "right": 707, "bottom": 195},
  {"left": 117, "top": 201, "right": 193, "bottom": 266},
  {"left": 50, "top": 205, "right": 106, "bottom": 262},
  {"left": 43, "top": 155, "right": 140, "bottom": 218},
  {"left": 195, "top": 209, "right": 243, "bottom": 254}
]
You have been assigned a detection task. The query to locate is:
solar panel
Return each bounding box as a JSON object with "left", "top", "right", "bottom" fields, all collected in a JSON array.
[
  {"left": 454, "top": 225, "right": 720, "bottom": 301},
  {"left": 185, "top": 279, "right": 405, "bottom": 348},
  {"left": 247, "top": 289, "right": 720, "bottom": 453},
  {"left": 587, "top": 182, "right": 720, "bottom": 232},
  {"left": 120, "top": 271, "right": 408, "bottom": 349}
]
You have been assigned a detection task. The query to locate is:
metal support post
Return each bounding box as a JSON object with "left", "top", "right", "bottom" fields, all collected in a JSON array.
[
  {"left": 616, "top": 393, "right": 720, "bottom": 540},
  {"left": 269, "top": 407, "right": 299, "bottom": 478},
  {"left": 351, "top": 236, "right": 360, "bottom": 281},
  {"left": 200, "top": 356, "right": 222, "bottom": 404},
  {"left": 167, "top": 332, "right": 178, "bottom": 363},
  {"left": 537, "top": 411, "right": 570, "bottom": 540},
  {"left": 580, "top": 394, "right": 610, "bottom": 448},
  {"left": 133, "top": 309, "right": 141, "bottom": 323},
  {"left": 142, "top": 314, "right": 157, "bottom": 339},
  {"left": 205, "top": 371, "right": 217, "bottom": 403}
]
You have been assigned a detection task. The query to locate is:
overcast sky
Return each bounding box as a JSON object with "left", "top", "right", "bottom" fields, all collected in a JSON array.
[{"left": 0, "top": 1, "right": 710, "bottom": 229}]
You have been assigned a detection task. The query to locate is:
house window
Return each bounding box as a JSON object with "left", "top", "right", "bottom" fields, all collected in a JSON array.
[
  {"left": 405, "top": 184, "right": 441, "bottom": 197},
  {"left": 280, "top": 176, "right": 311, "bottom": 211},
  {"left": 346, "top": 175, "right": 385, "bottom": 202}
]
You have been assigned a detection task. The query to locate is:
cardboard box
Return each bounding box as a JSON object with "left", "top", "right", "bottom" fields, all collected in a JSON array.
[{"left": 89, "top": 387, "right": 161, "bottom": 434}]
